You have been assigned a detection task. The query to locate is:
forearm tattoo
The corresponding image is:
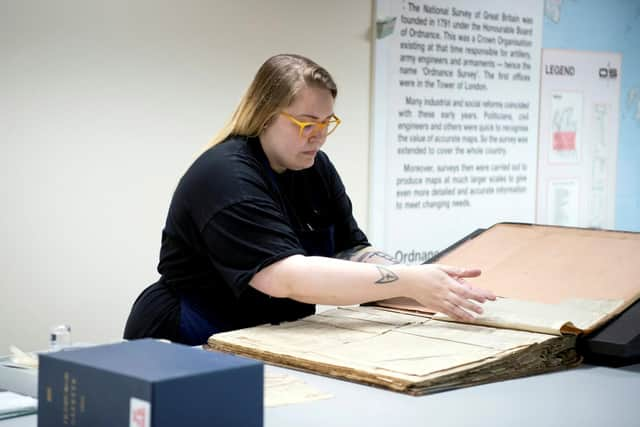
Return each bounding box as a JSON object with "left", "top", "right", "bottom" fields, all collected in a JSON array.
[
  {"left": 356, "top": 251, "right": 400, "bottom": 265},
  {"left": 374, "top": 266, "right": 399, "bottom": 284},
  {"left": 334, "top": 244, "right": 369, "bottom": 261}
]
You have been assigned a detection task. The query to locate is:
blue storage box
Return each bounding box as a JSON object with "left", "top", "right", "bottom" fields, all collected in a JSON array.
[{"left": 38, "top": 339, "right": 262, "bottom": 427}]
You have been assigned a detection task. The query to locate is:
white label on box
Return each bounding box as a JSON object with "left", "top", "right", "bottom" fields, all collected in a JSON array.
[{"left": 130, "top": 397, "right": 150, "bottom": 427}]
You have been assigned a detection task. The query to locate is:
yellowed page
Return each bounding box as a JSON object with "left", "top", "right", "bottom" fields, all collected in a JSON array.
[
  {"left": 432, "top": 297, "right": 624, "bottom": 335},
  {"left": 210, "top": 307, "right": 558, "bottom": 383},
  {"left": 321, "top": 318, "right": 549, "bottom": 377},
  {"left": 264, "top": 368, "right": 332, "bottom": 407}
]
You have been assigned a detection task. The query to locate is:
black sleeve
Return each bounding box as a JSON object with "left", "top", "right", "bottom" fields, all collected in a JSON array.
[
  {"left": 202, "top": 197, "right": 306, "bottom": 297},
  {"left": 320, "top": 153, "right": 370, "bottom": 254}
]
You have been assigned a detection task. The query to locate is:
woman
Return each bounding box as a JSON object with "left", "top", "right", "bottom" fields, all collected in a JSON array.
[{"left": 124, "top": 54, "right": 495, "bottom": 345}]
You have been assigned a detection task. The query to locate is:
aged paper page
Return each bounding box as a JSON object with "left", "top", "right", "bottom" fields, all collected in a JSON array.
[
  {"left": 264, "top": 367, "right": 332, "bottom": 407},
  {"left": 432, "top": 297, "right": 624, "bottom": 335},
  {"left": 209, "top": 306, "right": 575, "bottom": 394}
]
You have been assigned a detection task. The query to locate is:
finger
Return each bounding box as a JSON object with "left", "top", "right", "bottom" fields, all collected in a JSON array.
[
  {"left": 459, "top": 268, "right": 482, "bottom": 278},
  {"left": 449, "top": 281, "right": 486, "bottom": 303},
  {"left": 453, "top": 280, "right": 498, "bottom": 303},
  {"left": 477, "top": 287, "right": 497, "bottom": 301},
  {"left": 434, "top": 264, "right": 464, "bottom": 276},
  {"left": 443, "top": 300, "right": 477, "bottom": 322},
  {"left": 451, "top": 293, "right": 484, "bottom": 315},
  {"left": 455, "top": 278, "right": 496, "bottom": 301},
  {"left": 456, "top": 277, "right": 471, "bottom": 288},
  {"left": 438, "top": 265, "right": 481, "bottom": 278}
]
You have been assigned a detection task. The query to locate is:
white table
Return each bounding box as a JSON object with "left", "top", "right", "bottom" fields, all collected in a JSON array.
[{"left": 2, "top": 362, "right": 640, "bottom": 427}]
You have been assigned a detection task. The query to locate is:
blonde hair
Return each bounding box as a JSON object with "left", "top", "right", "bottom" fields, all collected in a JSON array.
[{"left": 210, "top": 54, "right": 337, "bottom": 147}]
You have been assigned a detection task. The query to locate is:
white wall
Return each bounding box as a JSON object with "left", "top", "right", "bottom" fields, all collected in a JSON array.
[{"left": 1, "top": 0, "right": 372, "bottom": 352}]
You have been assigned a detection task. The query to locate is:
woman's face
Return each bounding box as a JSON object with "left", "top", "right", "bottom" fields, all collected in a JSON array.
[{"left": 259, "top": 85, "right": 335, "bottom": 173}]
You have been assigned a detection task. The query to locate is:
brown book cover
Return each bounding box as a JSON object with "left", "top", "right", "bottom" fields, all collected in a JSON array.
[{"left": 375, "top": 223, "right": 640, "bottom": 334}]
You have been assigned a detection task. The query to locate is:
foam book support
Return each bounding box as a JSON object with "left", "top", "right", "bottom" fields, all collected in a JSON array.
[{"left": 38, "top": 339, "right": 262, "bottom": 427}]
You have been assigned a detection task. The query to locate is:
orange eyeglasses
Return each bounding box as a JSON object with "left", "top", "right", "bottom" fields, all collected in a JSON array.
[{"left": 280, "top": 112, "right": 341, "bottom": 138}]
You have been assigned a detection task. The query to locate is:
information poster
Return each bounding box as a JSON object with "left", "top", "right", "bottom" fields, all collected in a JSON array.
[
  {"left": 537, "top": 49, "right": 621, "bottom": 229},
  {"left": 371, "top": 0, "right": 543, "bottom": 262}
]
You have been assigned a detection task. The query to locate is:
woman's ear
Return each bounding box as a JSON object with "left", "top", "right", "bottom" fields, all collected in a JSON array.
[{"left": 263, "top": 116, "right": 274, "bottom": 129}]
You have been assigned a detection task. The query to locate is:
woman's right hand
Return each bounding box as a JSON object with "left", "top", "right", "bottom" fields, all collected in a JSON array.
[{"left": 402, "top": 264, "right": 496, "bottom": 322}]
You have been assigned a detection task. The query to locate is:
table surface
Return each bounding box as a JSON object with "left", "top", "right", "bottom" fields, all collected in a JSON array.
[{"left": 2, "top": 361, "right": 640, "bottom": 427}]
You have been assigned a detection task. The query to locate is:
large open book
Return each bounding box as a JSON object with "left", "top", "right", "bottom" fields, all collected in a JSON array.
[{"left": 207, "top": 224, "right": 640, "bottom": 395}]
